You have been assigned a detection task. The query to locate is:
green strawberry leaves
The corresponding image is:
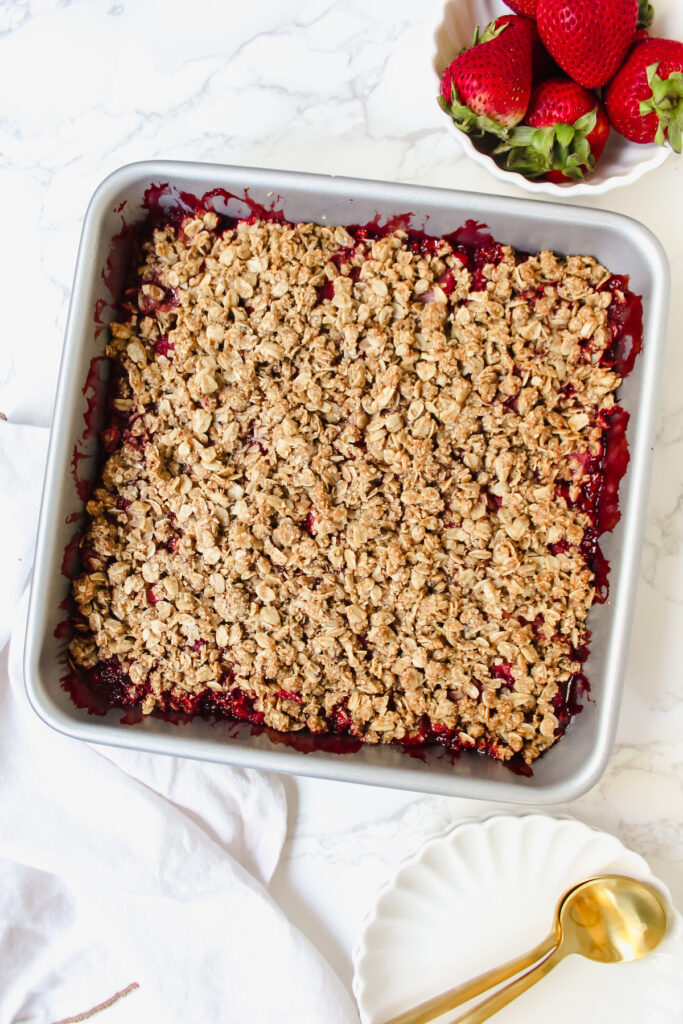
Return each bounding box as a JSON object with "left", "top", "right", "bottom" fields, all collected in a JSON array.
[
  {"left": 478, "top": 20, "right": 508, "bottom": 45},
  {"left": 438, "top": 91, "right": 513, "bottom": 140},
  {"left": 495, "top": 109, "right": 598, "bottom": 180},
  {"left": 640, "top": 62, "right": 683, "bottom": 153},
  {"left": 454, "top": 22, "right": 506, "bottom": 61},
  {"left": 637, "top": 0, "right": 654, "bottom": 30}
]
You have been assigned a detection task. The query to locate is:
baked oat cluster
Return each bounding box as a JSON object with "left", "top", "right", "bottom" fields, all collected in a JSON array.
[{"left": 69, "top": 210, "right": 623, "bottom": 765}]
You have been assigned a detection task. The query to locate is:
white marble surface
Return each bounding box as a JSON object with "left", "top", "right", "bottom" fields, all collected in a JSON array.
[{"left": 2, "top": 0, "right": 683, "bottom": 1018}]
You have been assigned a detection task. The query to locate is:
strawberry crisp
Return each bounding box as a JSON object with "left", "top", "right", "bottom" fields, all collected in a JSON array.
[{"left": 68, "top": 209, "right": 632, "bottom": 767}]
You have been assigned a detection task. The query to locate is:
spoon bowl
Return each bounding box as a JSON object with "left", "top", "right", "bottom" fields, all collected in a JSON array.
[{"left": 559, "top": 875, "right": 669, "bottom": 965}]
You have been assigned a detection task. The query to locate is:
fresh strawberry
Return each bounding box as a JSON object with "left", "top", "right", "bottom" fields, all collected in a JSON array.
[
  {"left": 503, "top": 0, "right": 538, "bottom": 16},
  {"left": 498, "top": 78, "right": 611, "bottom": 181},
  {"left": 439, "top": 15, "right": 535, "bottom": 136},
  {"left": 537, "top": 0, "right": 638, "bottom": 89},
  {"left": 494, "top": 13, "right": 556, "bottom": 82},
  {"left": 606, "top": 38, "right": 683, "bottom": 151}
]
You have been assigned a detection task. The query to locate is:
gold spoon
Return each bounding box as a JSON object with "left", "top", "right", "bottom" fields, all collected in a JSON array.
[{"left": 384, "top": 875, "right": 669, "bottom": 1024}]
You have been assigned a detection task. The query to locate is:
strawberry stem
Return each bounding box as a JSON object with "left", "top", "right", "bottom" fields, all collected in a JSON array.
[
  {"left": 495, "top": 109, "right": 599, "bottom": 180},
  {"left": 637, "top": 0, "right": 654, "bottom": 30},
  {"left": 438, "top": 93, "right": 512, "bottom": 141},
  {"left": 640, "top": 62, "right": 683, "bottom": 153},
  {"left": 478, "top": 20, "right": 508, "bottom": 45}
]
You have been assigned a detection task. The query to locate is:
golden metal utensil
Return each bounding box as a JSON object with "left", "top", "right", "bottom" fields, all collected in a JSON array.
[{"left": 385, "top": 875, "right": 668, "bottom": 1024}]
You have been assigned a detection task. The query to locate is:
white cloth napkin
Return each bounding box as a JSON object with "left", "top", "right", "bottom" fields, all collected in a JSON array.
[{"left": 0, "top": 421, "right": 357, "bottom": 1024}]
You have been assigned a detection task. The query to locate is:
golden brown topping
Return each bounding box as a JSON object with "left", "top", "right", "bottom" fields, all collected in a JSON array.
[{"left": 69, "top": 215, "right": 621, "bottom": 765}]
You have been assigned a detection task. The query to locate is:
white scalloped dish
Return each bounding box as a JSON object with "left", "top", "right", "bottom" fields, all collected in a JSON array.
[
  {"left": 353, "top": 815, "right": 683, "bottom": 1023},
  {"left": 434, "top": 0, "right": 678, "bottom": 197}
]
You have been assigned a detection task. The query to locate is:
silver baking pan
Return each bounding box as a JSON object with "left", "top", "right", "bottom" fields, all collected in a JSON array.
[{"left": 24, "top": 161, "right": 669, "bottom": 802}]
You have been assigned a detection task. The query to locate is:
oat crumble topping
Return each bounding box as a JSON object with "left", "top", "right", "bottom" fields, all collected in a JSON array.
[{"left": 69, "top": 210, "right": 625, "bottom": 765}]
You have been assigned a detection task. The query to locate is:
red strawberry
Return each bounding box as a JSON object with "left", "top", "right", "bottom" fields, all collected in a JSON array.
[
  {"left": 440, "top": 15, "right": 535, "bottom": 136},
  {"left": 606, "top": 38, "right": 683, "bottom": 151},
  {"left": 537, "top": 0, "right": 638, "bottom": 89},
  {"left": 494, "top": 13, "right": 556, "bottom": 82},
  {"left": 498, "top": 78, "right": 611, "bottom": 181},
  {"left": 503, "top": 0, "right": 538, "bottom": 16}
]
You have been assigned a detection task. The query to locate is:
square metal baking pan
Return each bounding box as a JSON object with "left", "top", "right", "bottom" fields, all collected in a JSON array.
[{"left": 24, "top": 160, "right": 669, "bottom": 802}]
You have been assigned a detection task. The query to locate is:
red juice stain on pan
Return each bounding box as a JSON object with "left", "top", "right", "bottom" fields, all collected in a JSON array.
[
  {"left": 142, "top": 183, "right": 287, "bottom": 232},
  {"left": 80, "top": 356, "right": 109, "bottom": 441},
  {"left": 58, "top": 190, "right": 643, "bottom": 765},
  {"left": 552, "top": 672, "right": 592, "bottom": 734},
  {"left": 60, "top": 532, "right": 84, "bottom": 580},
  {"left": 254, "top": 727, "right": 363, "bottom": 755},
  {"left": 601, "top": 275, "right": 644, "bottom": 377},
  {"left": 93, "top": 298, "right": 108, "bottom": 335},
  {"left": 547, "top": 276, "right": 640, "bottom": 736}
]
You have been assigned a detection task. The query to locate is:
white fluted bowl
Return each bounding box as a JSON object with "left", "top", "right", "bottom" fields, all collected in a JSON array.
[
  {"left": 434, "top": 0, "right": 680, "bottom": 196},
  {"left": 353, "top": 814, "right": 683, "bottom": 1023}
]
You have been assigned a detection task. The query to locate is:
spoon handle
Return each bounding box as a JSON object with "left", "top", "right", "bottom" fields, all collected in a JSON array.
[
  {"left": 383, "top": 931, "right": 558, "bottom": 1024},
  {"left": 448, "top": 945, "right": 565, "bottom": 1024}
]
